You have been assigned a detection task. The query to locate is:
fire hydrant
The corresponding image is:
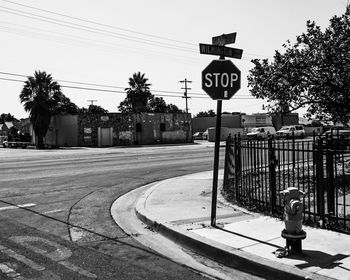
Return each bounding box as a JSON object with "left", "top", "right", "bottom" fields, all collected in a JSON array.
[{"left": 280, "top": 187, "right": 306, "bottom": 253}]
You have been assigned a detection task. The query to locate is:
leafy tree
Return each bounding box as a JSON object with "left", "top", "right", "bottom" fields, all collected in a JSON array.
[
  {"left": 56, "top": 95, "right": 79, "bottom": 114},
  {"left": 147, "top": 96, "right": 167, "bottom": 113},
  {"left": 19, "top": 70, "right": 71, "bottom": 148},
  {"left": 79, "top": 105, "right": 108, "bottom": 114},
  {"left": 148, "top": 96, "right": 183, "bottom": 113},
  {"left": 119, "top": 72, "right": 152, "bottom": 113},
  {"left": 0, "top": 113, "right": 18, "bottom": 123},
  {"left": 164, "top": 103, "right": 183, "bottom": 113},
  {"left": 195, "top": 110, "right": 216, "bottom": 117},
  {"left": 119, "top": 72, "right": 183, "bottom": 114},
  {"left": 248, "top": 7, "right": 350, "bottom": 125}
]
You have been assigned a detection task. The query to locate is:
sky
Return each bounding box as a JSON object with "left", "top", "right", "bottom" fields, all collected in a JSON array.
[{"left": 0, "top": 0, "right": 348, "bottom": 119}]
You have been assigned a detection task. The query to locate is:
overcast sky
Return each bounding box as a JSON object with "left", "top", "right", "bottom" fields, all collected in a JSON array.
[{"left": 0, "top": 0, "right": 348, "bottom": 119}]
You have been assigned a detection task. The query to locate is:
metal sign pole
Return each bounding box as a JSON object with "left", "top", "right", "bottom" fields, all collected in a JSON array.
[
  {"left": 200, "top": 33, "right": 242, "bottom": 227},
  {"left": 211, "top": 99, "right": 222, "bottom": 227}
]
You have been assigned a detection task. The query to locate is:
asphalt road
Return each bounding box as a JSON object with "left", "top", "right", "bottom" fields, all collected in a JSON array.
[{"left": 0, "top": 143, "right": 225, "bottom": 280}]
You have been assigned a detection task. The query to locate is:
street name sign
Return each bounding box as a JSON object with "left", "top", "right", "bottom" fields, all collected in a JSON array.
[
  {"left": 212, "top": 33, "right": 237, "bottom": 46},
  {"left": 199, "top": 43, "right": 243, "bottom": 59},
  {"left": 202, "top": 59, "right": 241, "bottom": 100}
]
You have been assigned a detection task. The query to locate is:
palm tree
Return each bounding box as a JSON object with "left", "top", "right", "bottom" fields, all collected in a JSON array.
[
  {"left": 124, "top": 72, "right": 152, "bottom": 113},
  {"left": 20, "top": 71, "right": 63, "bottom": 149}
]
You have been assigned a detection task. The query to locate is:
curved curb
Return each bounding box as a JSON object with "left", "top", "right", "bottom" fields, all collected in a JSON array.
[{"left": 135, "top": 181, "right": 333, "bottom": 280}]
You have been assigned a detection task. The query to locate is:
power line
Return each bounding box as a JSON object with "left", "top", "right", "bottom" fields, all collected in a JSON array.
[
  {"left": 0, "top": 1, "right": 272, "bottom": 60},
  {"left": 0, "top": 71, "right": 254, "bottom": 98},
  {"left": 0, "top": 76, "right": 258, "bottom": 100},
  {"left": 0, "top": 5, "right": 196, "bottom": 53},
  {"left": 0, "top": 0, "right": 197, "bottom": 47}
]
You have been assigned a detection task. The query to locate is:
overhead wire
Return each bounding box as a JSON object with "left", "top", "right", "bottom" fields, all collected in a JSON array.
[
  {"left": 0, "top": 22, "right": 201, "bottom": 65},
  {"left": 0, "top": 0, "right": 197, "bottom": 47},
  {"left": 0, "top": 72, "right": 256, "bottom": 100},
  {"left": 0, "top": 0, "right": 271, "bottom": 60},
  {"left": 0, "top": 5, "right": 196, "bottom": 53}
]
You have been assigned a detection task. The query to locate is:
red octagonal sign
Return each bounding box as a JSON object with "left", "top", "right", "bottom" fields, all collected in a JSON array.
[{"left": 202, "top": 59, "right": 241, "bottom": 100}]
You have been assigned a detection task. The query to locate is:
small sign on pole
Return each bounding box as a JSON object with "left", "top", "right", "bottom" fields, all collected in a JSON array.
[
  {"left": 199, "top": 43, "right": 243, "bottom": 59},
  {"left": 212, "top": 32, "right": 237, "bottom": 46}
]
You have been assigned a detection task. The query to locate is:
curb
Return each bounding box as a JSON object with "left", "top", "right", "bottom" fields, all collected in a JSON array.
[{"left": 135, "top": 181, "right": 333, "bottom": 280}]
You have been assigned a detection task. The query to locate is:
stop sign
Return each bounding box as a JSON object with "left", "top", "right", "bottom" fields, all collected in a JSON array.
[{"left": 202, "top": 59, "right": 241, "bottom": 100}]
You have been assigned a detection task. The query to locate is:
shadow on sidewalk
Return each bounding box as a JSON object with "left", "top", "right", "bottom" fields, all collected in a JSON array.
[{"left": 215, "top": 226, "right": 281, "bottom": 249}]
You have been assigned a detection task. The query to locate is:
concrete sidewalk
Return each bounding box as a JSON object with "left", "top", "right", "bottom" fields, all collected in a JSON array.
[{"left": 135, "top": 171, "right": 350, "bottom": 280}]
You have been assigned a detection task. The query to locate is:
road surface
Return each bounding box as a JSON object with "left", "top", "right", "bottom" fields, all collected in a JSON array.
[{"left": 0, "top": 143, "right": 227, "bottom": 279}]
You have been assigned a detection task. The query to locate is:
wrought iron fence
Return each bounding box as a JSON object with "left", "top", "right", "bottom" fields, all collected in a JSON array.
[{"left": 223, "top": 134, "right": 350, "bottom": 234}]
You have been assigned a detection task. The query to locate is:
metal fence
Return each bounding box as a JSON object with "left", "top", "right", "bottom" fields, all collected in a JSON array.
[{"left": 223, "top": 135, "right": 350, "bottom": 234}]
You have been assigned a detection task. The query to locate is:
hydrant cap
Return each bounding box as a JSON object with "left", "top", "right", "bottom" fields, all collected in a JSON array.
[{"left": 280, "top": 187, "right": 305, "bottom": 199}]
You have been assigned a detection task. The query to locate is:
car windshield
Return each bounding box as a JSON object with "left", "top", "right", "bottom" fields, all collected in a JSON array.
[
  {"left": 250, "top": 128, "right": 261, "bottom": 132},
  {"left": 279, "top": 126, "right": 291, "bottom": 131}
]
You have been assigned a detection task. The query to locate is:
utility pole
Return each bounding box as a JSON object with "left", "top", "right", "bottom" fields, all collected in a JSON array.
[
  {"left": 87, "top": 100, "right": 97, "bottom": 106},
  {"left": 179, "top": 79, "right": 192, "bottom": 114}
]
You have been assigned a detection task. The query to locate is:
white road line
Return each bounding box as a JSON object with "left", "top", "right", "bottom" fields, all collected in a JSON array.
[
  {"left": 42, "top": 209, "right": 64, "bottom": 214},
  {"left": 0, "top": 203, "right": 36, "bottom": 212}
]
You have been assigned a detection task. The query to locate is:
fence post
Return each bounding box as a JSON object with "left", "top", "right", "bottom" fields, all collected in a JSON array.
[
  {"left": 268, "top": 137, "right": 277, "bottom": 213},
  {"left": 315, "top": 138, "right": 325, "bottom": 226},
  {"left": 326, "top": 146, "right": 335, "bottom": 215},
  {"left": 223, "top": 137, "right": 232, "bottom": 192},
  {"left": 234, "top": 135, "right": 241, "bottom": 201}
]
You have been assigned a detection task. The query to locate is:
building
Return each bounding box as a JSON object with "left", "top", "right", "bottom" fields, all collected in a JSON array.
[
  {"left": 41, "top": 112, "right": 192, "bottom": 147},
  {"left": 192, "top": 114, "right": 242, "bottom": 133},
  {"left": 193, "top": 112, "right": 300, "bottom": 136}
]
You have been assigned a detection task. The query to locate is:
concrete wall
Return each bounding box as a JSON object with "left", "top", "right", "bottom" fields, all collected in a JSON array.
[
  {"left": 272, "top": 113, "right": 299, "bottom": 130},
  {"left": 133, "top": 113, "right": 192, "bottom": 144},
  {"left": 207, "top": 127, "right": 244, "bottom": 142},
  {"left": 242, "top": 114, "right": 273, "bottom": 128},
  {"left": 193, "top": 114, "right": 241, "bottom": 133},
  {"left": 305, "top": 126, "right": 323, "bottom": 136},
  {"left": 45, "top": 114, "right": 78, "bottom": 147}
]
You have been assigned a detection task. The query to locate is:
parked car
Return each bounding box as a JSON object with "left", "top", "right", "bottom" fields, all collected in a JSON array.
[
  {"left": 192, "top": 132, "right": 204, "bottom": 140},
  {"left": 2, "top": 137, "right": 8, "bottom": 148},
  {"left": 276, "top": 125, "right": 305, "bottom": 139},
  {"left": 246, "top": 126, "right": 276, "bottom": 140},
  {"left": 202, "top": 129, "right": 209, "bottom": 140},
  {"left": 323, "top": 128, "right": 350, "bottom": 139}
]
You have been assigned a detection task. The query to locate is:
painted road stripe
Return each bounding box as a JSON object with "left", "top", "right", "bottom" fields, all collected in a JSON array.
[
  {"left": 0, "top": 263, "right": 22, "bottom": 278},
  {"left": 0, "top": 244, "right": 45, "bottom": 271},
  {"left": 0, "top": 203, "right": 36, "bottom": 212},
  {"left": 42, "top": 209, "right": 64, "bottom": 214}
]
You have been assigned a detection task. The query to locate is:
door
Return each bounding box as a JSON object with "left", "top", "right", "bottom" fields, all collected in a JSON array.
[{"left": 99, "top": 127, "right": 113, "bottom": 147}]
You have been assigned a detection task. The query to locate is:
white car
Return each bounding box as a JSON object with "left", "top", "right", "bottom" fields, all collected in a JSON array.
[
  {"left": 246, "top": 126, "right": 276, "bottom": 140},
  {"left": 276, "top": 125, "right": 305, "bottom": 139}
]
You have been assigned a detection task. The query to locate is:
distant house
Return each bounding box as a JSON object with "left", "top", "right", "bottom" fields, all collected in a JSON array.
[
  {"left": 0, "top": 122, "right": 13, "bottom": 136},
  {"left": 0, "top": 122, "right": 13, "bottom": 144}
]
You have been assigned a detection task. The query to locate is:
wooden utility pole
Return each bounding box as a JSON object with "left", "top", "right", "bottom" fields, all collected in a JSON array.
[
  {"left": 87, "top": 100, "right": 97, "bottom": 106},
  {"left": 179, "top": 79, "right": 192, "bottom": 114}
]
